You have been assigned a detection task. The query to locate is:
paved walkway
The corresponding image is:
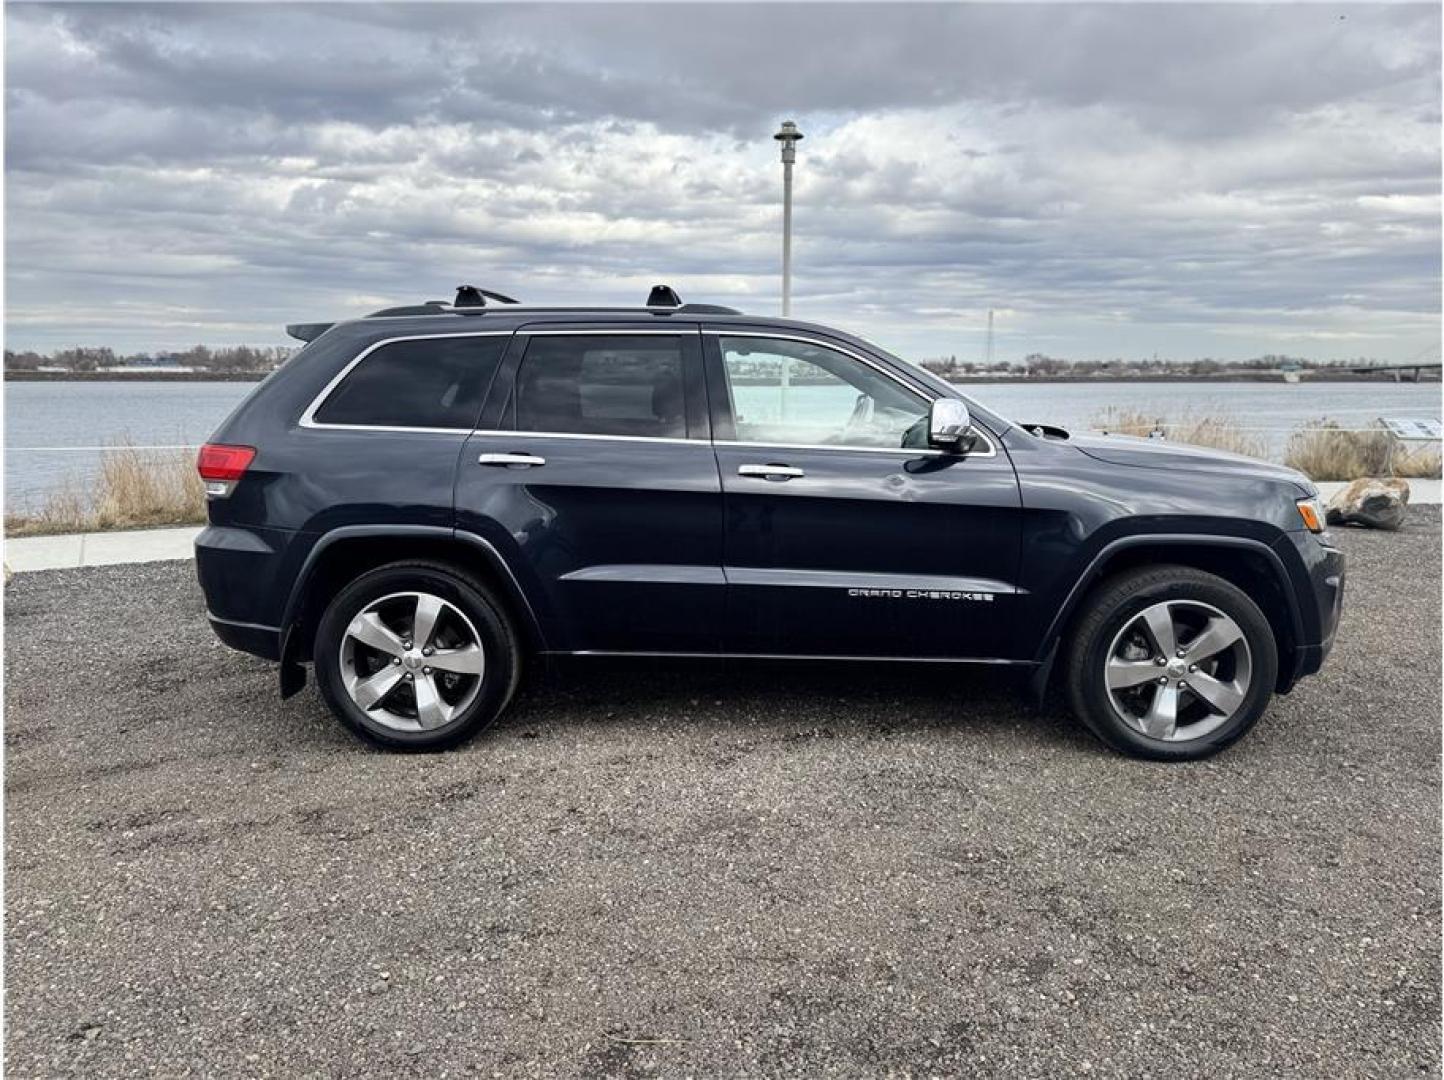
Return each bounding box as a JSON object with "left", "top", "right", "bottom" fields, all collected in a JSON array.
[
  {"left": 6, "top": 525, "right": 203, "bottom": 573},
  {"left": 4, "top": 478, "right": 1440, "bottom": 574}
]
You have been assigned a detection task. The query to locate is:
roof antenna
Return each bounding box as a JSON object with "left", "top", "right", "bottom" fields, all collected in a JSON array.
[{"left": 647, "top": 284, "right": 682, "bottom": 308}]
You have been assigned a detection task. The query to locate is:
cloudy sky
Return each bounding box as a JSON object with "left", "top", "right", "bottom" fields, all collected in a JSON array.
[{"left": 5, "top": 2, "right": 1440, "bottom": 362}]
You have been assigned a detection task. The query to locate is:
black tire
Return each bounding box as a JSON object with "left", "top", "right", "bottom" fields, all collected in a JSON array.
[
  {"left": 1063, "top": 564, "right": 1278, "bottom": 762},
  {"left": 314, "top": 561, "right": 521, "bottom": 751}
]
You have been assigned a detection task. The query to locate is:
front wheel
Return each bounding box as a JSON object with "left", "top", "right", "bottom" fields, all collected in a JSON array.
[
  {"left": 1064, "top": 565, "right": 1278, "bottom": 761},
  {"left": 313, "top": 561, "right": 520, "bottom": 751}
]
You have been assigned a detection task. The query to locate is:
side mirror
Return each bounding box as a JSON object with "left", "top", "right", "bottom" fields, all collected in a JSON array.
[{"left": 928, "top": 398, "right": 978, "bottom": 452}]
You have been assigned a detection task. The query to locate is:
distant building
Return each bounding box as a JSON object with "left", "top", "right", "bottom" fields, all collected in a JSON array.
[{"left": 99, "top": 364, "right": 196, "bottom": 374}]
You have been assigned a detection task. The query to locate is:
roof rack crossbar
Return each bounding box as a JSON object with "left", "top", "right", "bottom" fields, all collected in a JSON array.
[{"left": 455, "top": 284, "right": 520, "bottom": 307}]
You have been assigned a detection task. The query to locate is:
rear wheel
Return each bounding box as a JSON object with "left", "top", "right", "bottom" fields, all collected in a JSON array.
[
  {"left": 314, "top": 562, "right": 520, "bottom": 751},
  {"left": 1064, "top": 565, "right": 1278, "bottom": 761}
]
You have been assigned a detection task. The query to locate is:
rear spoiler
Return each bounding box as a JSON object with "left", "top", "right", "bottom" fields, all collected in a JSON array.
[{"left": 286, "top": 322, "right": 334, "bottom": 343}]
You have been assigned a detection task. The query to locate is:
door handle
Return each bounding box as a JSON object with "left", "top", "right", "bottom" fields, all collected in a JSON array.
[
  {"left": 478, "top": 452, "right": 546, "bottom": 468},
  {"left": 738, "top": 463, "right": 804, "bottom": 481}
]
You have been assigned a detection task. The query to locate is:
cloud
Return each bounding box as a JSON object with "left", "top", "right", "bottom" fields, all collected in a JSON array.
[{"left": 4, "top": 2, "right": 1439, "bottom": 361}]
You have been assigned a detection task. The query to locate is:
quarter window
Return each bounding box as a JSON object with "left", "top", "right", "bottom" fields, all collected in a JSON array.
[
  {"left": 719, "top": 336, "right": 930, "bottom": 449},
  {"left": 313, "top": 336, "right": 506, "bottom": 429},
  {"left": 513, "top": 336, "right": 688, "bottom": 438}
]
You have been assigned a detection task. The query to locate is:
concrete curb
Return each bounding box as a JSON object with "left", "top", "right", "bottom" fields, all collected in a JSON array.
[{"left": 2, "top": 479, "right": 1440, "bottom": 575}]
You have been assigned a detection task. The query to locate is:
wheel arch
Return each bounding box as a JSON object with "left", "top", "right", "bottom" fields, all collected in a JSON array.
[
  {"left": 1034, "top": 535, "right": 1304, "bottom": 699},
  {"left": 280, "top": 526, "right": 546, "bottom": 682}
]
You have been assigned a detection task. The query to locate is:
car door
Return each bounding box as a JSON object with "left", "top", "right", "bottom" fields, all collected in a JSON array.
[
  {"left": 705, "top": 329, "right": 1024, "bottom": 660},
  {"left": 454, "top": 325, "right": 724, "bottom": 654}
]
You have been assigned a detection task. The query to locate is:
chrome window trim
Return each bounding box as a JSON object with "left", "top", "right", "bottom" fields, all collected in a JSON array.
[
  {"left": 471, "top": 429, "right": 704, "bottom": 446},
  {"left": 299, "top": 330, "right": 515, "bottom": 432},
  {"left": 299, "top": 327, "right": 996, "bottom": 458},
  {"left": 705, "top": 330, "right": 997, "bottom": 459},
  {"left": 304, "top": 423, "right": 475, "bottom": 435},
  {"left": 714, "top": 438, "right": 995, "bottom": 458},
  {"left": 467, "top": 430, "right": 990, "bottom": 454}
]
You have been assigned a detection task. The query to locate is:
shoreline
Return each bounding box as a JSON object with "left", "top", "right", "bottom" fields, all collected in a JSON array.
[
  {"left": 6, "top": 371, "right": 270, "bottom": 382},
  {"left": 5, "top": 370, "right": 1438, "bottom": 385}
]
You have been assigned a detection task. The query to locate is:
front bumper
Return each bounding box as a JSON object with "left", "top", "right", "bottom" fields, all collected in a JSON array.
[{"left": 1281, "top": 532, "right": 1345, "bottom": 684}]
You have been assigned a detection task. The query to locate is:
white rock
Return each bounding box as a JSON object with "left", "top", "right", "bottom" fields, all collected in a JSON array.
[{"left": 1324, "top": 477, "right": 1410, "bottom": 531}]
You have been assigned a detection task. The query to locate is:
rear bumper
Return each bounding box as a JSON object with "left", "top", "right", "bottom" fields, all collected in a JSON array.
[
  {"left": 196, "top": 522, "right": 301, "bottom": 660},
  {"left": 207, "top": 611, "right": 282, "bottom": 661}
]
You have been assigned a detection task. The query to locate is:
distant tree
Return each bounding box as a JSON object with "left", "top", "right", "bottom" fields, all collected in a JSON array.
[
  {"left": 1023, "top": 352, "right": 1065, "bottom": 376},
  {"left": 175, "top": 344, "right": 213, "bottom": 369},
  {"left": 4, "top": 349, "right": 44, "bottom": 371},
  {"left": 52, "top": 347, "right": 116, "bottom": 371},
  {"left": 208, "top": 346, "right": 259, "bottom": 373}
]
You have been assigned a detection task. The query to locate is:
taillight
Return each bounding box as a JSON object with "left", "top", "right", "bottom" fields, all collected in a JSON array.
[{"left": 197, "top": 443, "right": 255, "bottom": 497}]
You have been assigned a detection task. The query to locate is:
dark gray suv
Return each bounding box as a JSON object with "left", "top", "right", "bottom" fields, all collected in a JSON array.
[{"left": 195, "top": 287, "right": 1345, "bottom": 759}]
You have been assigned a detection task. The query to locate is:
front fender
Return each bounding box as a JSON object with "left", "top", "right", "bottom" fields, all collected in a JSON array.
[{"left": 1031, "top": 533, "right": 1306, "bottom": 665}]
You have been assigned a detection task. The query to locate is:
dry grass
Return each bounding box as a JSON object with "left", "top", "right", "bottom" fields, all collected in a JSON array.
[
  {"left": 5, "top": 444, "right": 205, "bottom": 537},
  {"left": 1284, "top": 420, "right": 1443, "bottom": 482},
  {"left": 1398, "top": 447, "right": 1444, "bottom": 478},
  {"left": 1092, "top": 409, "right": 1442, "bottom": 481},
  {"left": 1091, "top": 408, "right": 1269, "bottom": 459}
]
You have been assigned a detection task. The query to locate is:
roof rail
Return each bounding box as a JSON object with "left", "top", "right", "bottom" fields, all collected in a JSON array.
[
  {"left": 366, "top": 301, "right": 449, "bottom": 318},
  {"left": 296, "top": 285, "right": 743, "bottom": 339}
]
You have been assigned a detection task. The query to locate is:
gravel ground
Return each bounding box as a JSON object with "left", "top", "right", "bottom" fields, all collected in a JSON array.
[{"left": 5, "top": 512, "right": 1440, "bottom": 1078}]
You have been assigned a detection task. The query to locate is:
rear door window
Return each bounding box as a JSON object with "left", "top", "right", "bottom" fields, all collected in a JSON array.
[
  {"left": 312, "top": 335, "right": 508, "bottom": 429},
  {"left": 511, "top": 335, "right": 689, "bottom": 438}
]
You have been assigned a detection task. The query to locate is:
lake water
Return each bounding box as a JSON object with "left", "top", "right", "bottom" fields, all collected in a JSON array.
[{"left": 4, "top": 378, "right": 1440, "bottom": 510}]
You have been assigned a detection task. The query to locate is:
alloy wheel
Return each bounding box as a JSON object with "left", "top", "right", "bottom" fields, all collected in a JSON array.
[
  {"left": 339, "top": 591, "right": 486, "bottom": 732},
  {"left": 1104, "top": 599, "right": 1253, "bottom": 742}
]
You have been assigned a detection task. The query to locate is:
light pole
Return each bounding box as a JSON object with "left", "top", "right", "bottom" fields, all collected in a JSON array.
[{"left": 774, "top": 120, "right": 803, "bottom": 316}]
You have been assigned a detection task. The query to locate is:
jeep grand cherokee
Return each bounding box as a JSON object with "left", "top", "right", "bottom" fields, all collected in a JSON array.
[{"left": 195, "top": 286, "right": 1344, "bottom": 760}]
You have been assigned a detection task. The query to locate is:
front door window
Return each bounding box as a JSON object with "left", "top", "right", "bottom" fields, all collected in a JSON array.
[{"left": 717, "top": 336, "right": 930, "bottom": 449}]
